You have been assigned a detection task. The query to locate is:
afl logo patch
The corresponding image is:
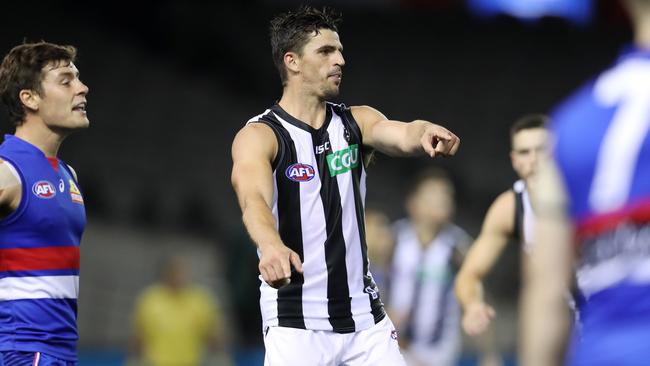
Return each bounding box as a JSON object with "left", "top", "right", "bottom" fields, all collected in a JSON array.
[
  {"left": 32, "top": 181, "right": 56, "bottom": 199},
  {"left": 285, "top": 164, "right": 315, "bottom": 182}
]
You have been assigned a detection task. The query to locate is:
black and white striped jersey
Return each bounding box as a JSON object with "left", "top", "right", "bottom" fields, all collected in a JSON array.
[
  {"left": 513, "top": 180, "right": 535, "bottom": 253},
  {"left": 248, "top": 102, "right": 385, "bottom": 334},
  {"left": 389, "top": 219, "right": 470, "bottom": 352}
]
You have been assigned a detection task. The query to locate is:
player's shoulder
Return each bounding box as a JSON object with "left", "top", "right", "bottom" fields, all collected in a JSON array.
[
  {"left": 235, "top": 121, "right": 275, "bottom": 143},
  {"left": 492, "top": 189, "right": 516, "bottom": 211},
  {"left": 232, "top": 121, "right": 278, "bottom": 160},
  {"left": 445, "top": 222, "right": 472, "bottom": 240},
  {"left": 484, "top": 189, "right": 516, "bottom": 233},
  {"left": 0, "top": 158, "right": 21, "bottom": 188},
  {"left": 551, "top": 79, "right": 598, "bottom": 117},
  {"left": 349, "top": 105, "right": 384, "bottom": 120}
]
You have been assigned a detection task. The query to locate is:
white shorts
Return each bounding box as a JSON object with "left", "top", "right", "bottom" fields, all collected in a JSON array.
[{"left": 263, "top": 315, "right": 406, "bottom": 366}]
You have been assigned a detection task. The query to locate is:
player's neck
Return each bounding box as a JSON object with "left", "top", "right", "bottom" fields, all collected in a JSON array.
[
  {"left": 412, "top": 220, "right": 442, "bottom": 247},
  {"left": 14, "top": 118, "right": 65, "bottom": 158},
  {"left": 279, "top": 86, "right": 328, "bottom": 129},
  {"left": 635, "top": 16, "right": 650, "bottom": 49}
]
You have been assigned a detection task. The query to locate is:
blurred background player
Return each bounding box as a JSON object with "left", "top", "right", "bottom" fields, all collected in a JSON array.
[
  {"left": 0, "top": 42, "right": 88, "bottom": 365},
  {"left": 522, "top": 1, "right": 650, "bottom": 365},
  {"left": 455, "top": 115, "right": 548, "bottom": 336},
  {"left": 230, "top": 6, "right": 460, "bottom": 366},
  {"left": 130, "top": 255, "right": 231, "bottom": 366},
  {"left": 389, "top": 169, "right": 502, "bottom": 366},
  {"left": 388, "top": 168, "right": 470, "bottom": 366}
]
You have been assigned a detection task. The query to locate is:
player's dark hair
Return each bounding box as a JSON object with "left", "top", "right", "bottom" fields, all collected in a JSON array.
[
  {"left": 509, "top": 114, "right": 548, "bottom": 139},
  {"left": 406, "top": 167, "right": 454, "bottom": 200},
  {"left": 0, "top": 41, "right": 77, "bottom": 126},
  {"left": 269, "top": 6, "right": 342, "bottom": 86}
]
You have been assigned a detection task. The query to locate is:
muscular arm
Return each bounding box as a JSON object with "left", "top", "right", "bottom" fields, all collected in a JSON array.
[
  {"left": 0, "top": 159, "right": 22, "bottom": 219},
  {"left": 521, "top": 156, "right": 572, "bottom": 366},
  {"left": 351, "top": 105, "right": 460, "bottom": 158},
  {"left": 231, "top": 124, "right": 302, "bottom": 287},
  {"left": 455, "top": 191, "right": 515, "bottom": 336}
]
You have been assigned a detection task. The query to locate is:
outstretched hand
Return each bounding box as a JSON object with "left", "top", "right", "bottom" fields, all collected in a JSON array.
[
  {"left": 258, "top": 243, "right": 303, "bottom": 289},
  {"left": 462, "top": 302, "right": 496, "bottom": 336},
  {"left": 421, "top": 124, "right": 460, "bottom": 158}
]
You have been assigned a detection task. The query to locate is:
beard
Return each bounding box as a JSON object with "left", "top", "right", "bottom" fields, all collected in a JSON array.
[{"left": 321, "top": 84, "right": 340, "bottom": 101}]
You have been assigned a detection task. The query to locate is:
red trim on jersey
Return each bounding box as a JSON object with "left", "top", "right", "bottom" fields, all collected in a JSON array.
[
  {"left": 0, "top": 246, "right": 79, "bottom": 271},
  {"left": 47, "top": 157, "right": 58, "bottom": 172},
  {"left": 576, "top": 197, "right": 650, "bottom": 242}
]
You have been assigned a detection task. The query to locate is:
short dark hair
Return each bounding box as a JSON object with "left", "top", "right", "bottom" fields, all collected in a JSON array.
[
  {"left": 0, "top": 41, "right": 77, "bottom": 126},
  {"left": 509, "top": 114, "right": 548, "bottom": 139},
  {"left": 406, "top": 167, "right": 454, "bottom": 200},
  {"left": 269, "top": 6, "right": 342, "bottom": 85}
]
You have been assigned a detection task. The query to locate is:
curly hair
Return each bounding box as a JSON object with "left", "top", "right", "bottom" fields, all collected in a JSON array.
[
  {"left": 269, "top": 6, "right": 342, "bottom": 86},
  {"left": 0, "top": 41, "right": 77, "bottom": 126}
]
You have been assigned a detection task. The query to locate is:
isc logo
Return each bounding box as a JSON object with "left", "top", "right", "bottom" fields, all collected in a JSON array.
[
  {"left": 32, "top": 181, "right": 57, "bottom": 199},
  {"left": 285, "top": 163, "right": 315, "bottom": 182}
]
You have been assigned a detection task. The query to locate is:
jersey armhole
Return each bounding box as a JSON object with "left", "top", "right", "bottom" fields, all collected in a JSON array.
[
  {"left": 0, "top": 156, "right": 28, "bottom": 226},
  {"left": 340, "top": 105, "right": 375, "bottom": 168},
  {"left": 251, "top": 120, "right": 284, "bottom": 172}
]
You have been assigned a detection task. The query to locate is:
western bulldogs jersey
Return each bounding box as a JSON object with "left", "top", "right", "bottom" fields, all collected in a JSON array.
[
  {"left": 513, "top": 180, "right": 534, "bottom": 253},
  {"left": 248, "top": 103, "right": 384, "bottom": 333},
  {"left": 389, "top": 220, "right": 470, "bottom": 363},
  {"left": 551, "top": 46, "right": 650, "bottom": 365},
  {"left": 0, "top": 135, "right": 85, "bottom": 361}
]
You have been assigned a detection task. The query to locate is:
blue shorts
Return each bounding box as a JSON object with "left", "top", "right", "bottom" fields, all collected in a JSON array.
[{"left": 0, "top": 351, "right": 77, "bottom": 366}]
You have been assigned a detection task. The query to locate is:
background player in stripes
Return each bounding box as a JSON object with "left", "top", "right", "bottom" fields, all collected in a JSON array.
[
  {"left": 523, "top": 1, "right": 650, "bottom": 364},
  {"left": 0, "top": 41, "right": 88, "bottom": 365},
  {"left": 388, "top": 168, "right": 472, "bottom": 366},
  {"left": 455, "top": 115, "right": 548, "bottom": 336},
  {"left": 231, "top": 6, "right": 460, "bottom": 365}
]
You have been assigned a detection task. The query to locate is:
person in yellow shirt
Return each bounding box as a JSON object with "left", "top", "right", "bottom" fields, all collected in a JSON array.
[{"left": 131, "top": 255, "right": 229, "bottom": 366}]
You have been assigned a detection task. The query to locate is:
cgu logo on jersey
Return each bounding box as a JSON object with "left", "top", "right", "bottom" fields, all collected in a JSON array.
[
  {"left": 327, "top": 144, "right": 359, "bottom": 177},
  {"left": 285, "top": 163, "right": 316, "bottom": 182},
  {"left": 32, "top": 181, "right": 56, "bottom": 199}
]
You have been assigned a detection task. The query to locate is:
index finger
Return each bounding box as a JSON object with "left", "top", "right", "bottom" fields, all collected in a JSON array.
[
  {"left": 280, "top": 253, "right": 292, "bottom": 278},
  {"left": 448, "top": 134, "right": 460, "bottom": 155}
]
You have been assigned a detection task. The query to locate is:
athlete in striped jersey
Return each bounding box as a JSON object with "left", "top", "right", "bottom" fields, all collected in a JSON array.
[
  {"left": 231, "top": 6, "right": 460, "bottom": 365},
  {"left": 523, "top": 1, "right": 650, "bottom": 365},
  {"left": 455, "top": 115, "right": 548, "bottom": 337},
  {"left": 388, "top": 169, "right": 471, "bottom": 366},
  {"left": 0, "top": 42, "right": 88, "bottom": 365}
]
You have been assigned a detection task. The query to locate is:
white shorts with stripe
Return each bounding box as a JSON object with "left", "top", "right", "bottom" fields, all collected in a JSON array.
[{"left": 263, "top": 315, "right": 406, "bottom": 366}]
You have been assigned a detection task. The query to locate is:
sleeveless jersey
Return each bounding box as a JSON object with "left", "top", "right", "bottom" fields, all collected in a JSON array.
[
  {"left": 551, "top": 46, "right": 650, "bottom": 365},
  {"left": 389, "top": 220, "right": 470, "bottom": 357},
  {"left": 0, "top": 135, "right": 85, "bottom": 361},
  {"left": 513, "top": 179, "right": 535, "bottom": 253},
  {"left": 248, "top": 103, "right": 384, "bottom": 333}
]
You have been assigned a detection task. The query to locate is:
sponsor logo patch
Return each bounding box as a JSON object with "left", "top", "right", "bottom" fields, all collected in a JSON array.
[
  {"left": 391, "top": 329, "right": 398, "bottom": 340},
  {"left": 327, "top": 144, "right": 359, "bottom": 177},
  {"left": 32, "top": 181, "right": 56, "bottom": 199},
  {"left": 364, "top": 285, "right": 379, "bottom": 300},
  {"left": 69, "top": 179, "right": 84, "bottom": 204},
  {"left": 285, "top": 163, "right": 315, "bottom": 182}
]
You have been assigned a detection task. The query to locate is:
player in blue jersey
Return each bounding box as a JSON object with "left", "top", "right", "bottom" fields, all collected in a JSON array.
[
  {"left": 522, "top": 1, "right": 650, "bottom": 365},
  {"left": 0, "top": 42, "right": 88, "bottom": 365}
]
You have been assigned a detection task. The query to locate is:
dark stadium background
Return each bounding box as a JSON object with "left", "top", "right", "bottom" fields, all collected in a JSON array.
[{"left": 0, "top": 1, "right": 632, "bottom": 365}]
